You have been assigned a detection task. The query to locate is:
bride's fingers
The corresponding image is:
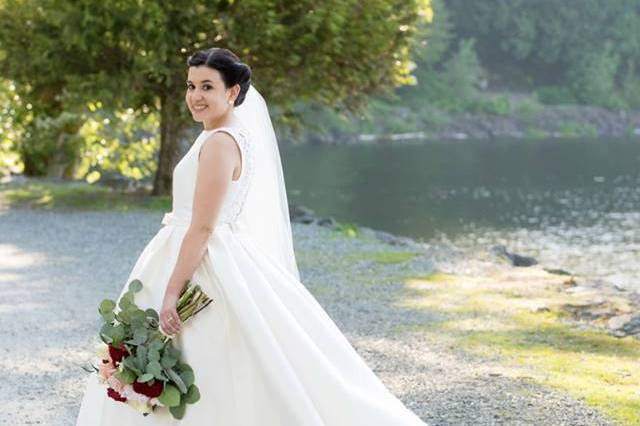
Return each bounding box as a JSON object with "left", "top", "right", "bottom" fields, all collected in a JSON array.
[
  {"left": 160, "top": 318, "right": 174, "bottom": 336},
  {"left": 161, "top": 315, "right": 181, "bottom": 335}
]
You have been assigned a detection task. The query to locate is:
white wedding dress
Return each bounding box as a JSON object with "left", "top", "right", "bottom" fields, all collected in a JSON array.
[{"left": 76, "top": 125, "right": 429, "bottom": 425}]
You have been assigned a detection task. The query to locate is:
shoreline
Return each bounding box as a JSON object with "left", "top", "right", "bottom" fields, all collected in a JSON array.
[
  {"left": 291, "top": 203, "right": 640, "bottom": 342},
  {"left": 299, "top": 104, "right": 640, "bottom": 145},
  {"left": 1, "top": 173, "right": 637, "bottom": 341}
]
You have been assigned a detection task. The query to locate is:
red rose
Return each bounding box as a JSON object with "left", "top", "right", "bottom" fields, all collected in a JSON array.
[
  {"left": 108, "top": 343, "right": 128, "bottom": 365},
  {"left": 133, "top": 379, "right": 164, "bottom": 398},
  {"left": 107, "top": 387, "right": 127, "bottom": 402}
]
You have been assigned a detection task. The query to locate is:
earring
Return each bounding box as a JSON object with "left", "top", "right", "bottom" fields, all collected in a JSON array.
[{"left": 228, "top": 100, "right": 233, "bottom": 105}]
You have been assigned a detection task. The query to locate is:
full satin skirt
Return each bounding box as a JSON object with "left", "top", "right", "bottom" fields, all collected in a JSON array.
[{"left": 75, "top": 222, "right": 428, "bottom": 425}]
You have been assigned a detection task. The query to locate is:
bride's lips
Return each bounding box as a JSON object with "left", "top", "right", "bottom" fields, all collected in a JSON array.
[{"left": 192, "top": 104, "right": 208, "bottom": 112}]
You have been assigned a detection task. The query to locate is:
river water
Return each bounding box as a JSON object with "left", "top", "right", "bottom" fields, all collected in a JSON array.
[{"left": 281, "top": 137, "right": 640, "bottom": 291}]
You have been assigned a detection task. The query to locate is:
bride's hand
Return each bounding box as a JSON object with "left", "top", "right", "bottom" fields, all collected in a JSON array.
[{"left": 160, "top": 290, "right": 182, "bottom": 336}]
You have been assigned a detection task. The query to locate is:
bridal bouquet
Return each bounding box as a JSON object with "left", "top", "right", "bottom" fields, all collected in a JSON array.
[{"left": 87, "top": 279, "right": 213, "bottom": 419}]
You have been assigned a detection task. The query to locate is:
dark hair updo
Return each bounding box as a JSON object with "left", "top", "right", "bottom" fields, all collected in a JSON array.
[{"left": 186, "top": 47, "right": 252, "bottom": 107}]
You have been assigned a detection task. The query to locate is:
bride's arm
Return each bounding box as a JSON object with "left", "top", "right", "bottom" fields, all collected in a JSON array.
[{"left": 159, "top": 131, "right": 241, "bottom": 335}]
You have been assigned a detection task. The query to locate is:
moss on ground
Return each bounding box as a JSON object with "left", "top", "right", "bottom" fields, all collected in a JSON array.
[
  {"left": 345, "top": 250, "right": 422, "bottom": 265},
  {"left": 396, "top": 270, "right": 640, "bottom": 425}
]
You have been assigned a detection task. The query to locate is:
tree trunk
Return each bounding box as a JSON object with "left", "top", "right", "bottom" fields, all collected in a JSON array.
[{"left": 152, "top": 91, "right": 182, "bottom": 196}]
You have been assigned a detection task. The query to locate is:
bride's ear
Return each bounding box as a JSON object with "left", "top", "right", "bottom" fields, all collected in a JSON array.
[{"left": 229, "top": 84, "right": 240, "bottom": 105}]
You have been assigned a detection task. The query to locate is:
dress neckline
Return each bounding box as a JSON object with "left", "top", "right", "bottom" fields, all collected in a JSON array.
[
  {"left": 196, "top": 126, "right": 244, "bottom": 185},
  {"left": 202, "top": 123, "right": 243, "bottom": 133}
]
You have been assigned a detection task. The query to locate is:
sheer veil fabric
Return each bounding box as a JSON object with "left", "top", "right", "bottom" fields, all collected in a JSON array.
[{"left": 234, "top": 84, "right": 301, "bottom": 281}]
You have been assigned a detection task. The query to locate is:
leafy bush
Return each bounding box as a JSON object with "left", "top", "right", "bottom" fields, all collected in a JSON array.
[
  {"left": 22, "top": 111, "right": 85, "bottom": 178},
  {"left": 536, "top": 86, "right": 578, "bottom": 105},
  {"left": 467, "top": 95, "right": 512, "bottom": 116},
  {"left": 568, "top": 45, "right": 625, "bottom": 109},
  {"left": 620, "top": 69, "right": 640, "bottom": 109},
  {"left": 514, "top": 97, "right": 543, "bottom": 119},
  {"left": 0, "top": 79, "right": 26, "bottom": 176},
  {"left": 76, "top": 105, "right": 159, "bottom": 184}
]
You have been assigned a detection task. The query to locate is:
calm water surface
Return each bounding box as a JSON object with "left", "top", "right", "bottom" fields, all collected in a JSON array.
[{"left": 281, "top": 137, "right": 640, "bottom": 291}]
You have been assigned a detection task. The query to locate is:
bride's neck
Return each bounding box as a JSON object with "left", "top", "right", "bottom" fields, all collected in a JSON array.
[{"left": 203, "top": 111, "right": 239, "bottom": 130}]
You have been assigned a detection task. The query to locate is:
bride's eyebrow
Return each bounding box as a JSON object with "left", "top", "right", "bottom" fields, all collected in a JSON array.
[{"left": 186, "top": 79, "right": 214, "bottom": 84}]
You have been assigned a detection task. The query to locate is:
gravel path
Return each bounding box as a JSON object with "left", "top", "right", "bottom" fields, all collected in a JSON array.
[{"left": 0, "top": 207, "right": 619, "bottom": 425}]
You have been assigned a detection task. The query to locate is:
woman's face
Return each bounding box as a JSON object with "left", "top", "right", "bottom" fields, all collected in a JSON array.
[{"left": 185, "top": 65, "right": 237, "bottom": 124}]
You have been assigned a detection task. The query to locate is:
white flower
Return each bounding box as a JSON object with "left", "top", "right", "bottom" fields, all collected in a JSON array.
[
  {"left": 121, "top": 385, "right": 150, "bottom": 403},
  {"left": 94, "top": 343, "right": 109, "bottom": 361},
  {"left": 127, "top": 399, "right": 152, "bottom": 414}
]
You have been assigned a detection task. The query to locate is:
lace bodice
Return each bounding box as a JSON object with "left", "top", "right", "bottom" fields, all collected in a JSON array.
[{"left": 163, "top": 125, "right": 253, "bottom": 228}]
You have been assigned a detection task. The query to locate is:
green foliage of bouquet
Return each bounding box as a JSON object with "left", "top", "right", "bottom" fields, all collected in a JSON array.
[{"left": 89, "top": 279, "right": 212, "bottom": 419}]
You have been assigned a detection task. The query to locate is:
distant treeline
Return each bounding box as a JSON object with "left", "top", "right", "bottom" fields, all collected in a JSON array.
[
  {"left": 403, "top": 0, "right": 640, "bottom": 111},
  {"left": 298, "top": 0, "right": 640, "bottom": 142}
]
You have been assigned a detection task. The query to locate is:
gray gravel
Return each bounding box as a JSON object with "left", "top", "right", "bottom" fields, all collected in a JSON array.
[{"left": 0, "top": 207, "right": 619, "bottom": 425}]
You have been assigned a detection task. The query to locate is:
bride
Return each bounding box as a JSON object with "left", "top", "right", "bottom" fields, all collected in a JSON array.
[{"left": 76, "top": 47, "right": 429, "bottom": 425}]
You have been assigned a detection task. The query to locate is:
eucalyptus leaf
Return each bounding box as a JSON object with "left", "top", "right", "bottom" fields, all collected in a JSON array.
[
  {"left": 166, "top": 345, "right": 181, "bottom": 360},
  {"left": 99, "top": 323, "right": 113, "bottom": 338},
  {"left": 146, "top": 360, "right": 164, "bottom": 379},
  {"left": 137, "top": 373, "right": 155, "bottom": 383},
  {"left": 111, "top": 324, "right": 126, "bottom": 344},
  {"left": 114, "top": 367, "right": 136, "bottom": 384},
  {"left": 129, "top": 327, "right": 148, "bottom": 345},
  {"left": 184, "top": 384, "right": 200, "bottom": 404},
  {"left": 145, "top": 308, "right": 159, "bottom": 321},
  {"left": 165, "top": 368, "right": 187, "bottom": 394},
  {"left": 137, "top": 344, "right": 148, "bottom": 358},
  {"left": 100, "top": 311, "right": 116, "bottom": 323},
  {"left": 128, "top": 279, "right": 143, "bottom": 293},
  {"left": 116, "top": 310, "right": 130, "bottom": 324},
  {"left": 169, "top": 400, "right": 186, "bottom": 419},
  {"left": 129, "top": 309, "right": 147, "bottom": 326},
  {"left": 122, "top": 356, "right": 141, "bottom": 375},
  {"left": 158, "top": 384, "right": 181, "bottom": 407},
  {"left": 160, "top": 353, "right": 177, "bottom": 369},
  {"left": 148, "top": 339, "right": 163, "bottom": 352},
  {"left": 147, "top": 349, "right": 161, "bottom": 362},
  {"left": 99, "top": 299, "right": 116, "bottom": 315},
  {"left": 99, "top": 333, "right": 113, "bottom": 344},
  {"left": 118, "top": 294, "right": 134, "bottom": 310},
  {"left": 135, "top": 345, "right": 148, "bottom": 368},
  {"left": 178, "top": 364, "right": 194, "bottom": 388}
]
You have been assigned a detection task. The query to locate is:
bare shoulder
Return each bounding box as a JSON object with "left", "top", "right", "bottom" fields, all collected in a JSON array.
[{"left": 198, "top": 131, "right": 241, "bottom": 162}]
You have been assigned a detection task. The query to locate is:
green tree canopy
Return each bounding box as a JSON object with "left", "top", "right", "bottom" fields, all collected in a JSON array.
[{"left": 0, "top": 0, "right": 432, "bottom": 194}]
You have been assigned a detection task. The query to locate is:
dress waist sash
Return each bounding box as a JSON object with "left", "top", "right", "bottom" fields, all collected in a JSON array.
[{"left": 161, "top": 212, "right": 241, "bottom": 232}]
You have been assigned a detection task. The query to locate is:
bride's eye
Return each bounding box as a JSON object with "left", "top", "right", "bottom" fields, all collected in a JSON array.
[{"left": 203, "top": 84, "right": 212, "bottom": 90}]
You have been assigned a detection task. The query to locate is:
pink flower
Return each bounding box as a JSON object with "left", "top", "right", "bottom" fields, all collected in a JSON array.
[
  {"left": 107, "top": 374, "right": 126, "bottom": 393},
  {"left": 98, "top": 359, "right": 117, "bottom": 381}
]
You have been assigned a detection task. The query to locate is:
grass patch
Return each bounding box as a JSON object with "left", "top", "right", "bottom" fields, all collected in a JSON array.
[
  {"left": 347, "top": 250, "right": 422, "bottom": 265},
  {"left": 410, "top": 271, "right": 458, "bottom": 283},
  {"left": 398, "top": 270, "right": 640, "bottom": 425},
  {"left": 0, "top": 179, "right": 170, "bottom": 211},
  {"left": 333, "top": 222, "right": 360, "bottom": 238}
]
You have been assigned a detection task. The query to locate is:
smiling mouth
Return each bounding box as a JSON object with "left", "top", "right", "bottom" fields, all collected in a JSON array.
[{"left": 193, "top": 105, "right": 208, "bottom": 111}]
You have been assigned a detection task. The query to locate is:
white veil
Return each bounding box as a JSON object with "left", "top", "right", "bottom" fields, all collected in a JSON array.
[{"left": 234, "top": 84, "right": 301, "bottom": 282}]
